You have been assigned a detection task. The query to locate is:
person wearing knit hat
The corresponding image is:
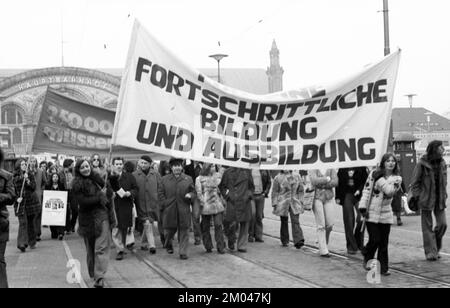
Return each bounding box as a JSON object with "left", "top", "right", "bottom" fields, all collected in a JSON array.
[{"left": 140, "top": 155, "right": 153, "bottom": 164}]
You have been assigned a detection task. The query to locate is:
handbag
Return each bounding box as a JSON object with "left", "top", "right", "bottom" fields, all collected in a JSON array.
[{"left": 407, "top": 189, "right": 419, "bottom": 212}]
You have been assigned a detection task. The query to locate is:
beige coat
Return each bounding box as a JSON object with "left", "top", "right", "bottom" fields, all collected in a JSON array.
[
  {"left": 271, "top": 172, "right": 304, "bottom": 217},
  {"left": 195, "top": 174, "right": 225, "bottom": 215},
  {"left": 359, "top": 170, "right": 402, "bottom": 224},
  {"left": 308, "top": 169, "right": 338, "bottom": 203}
]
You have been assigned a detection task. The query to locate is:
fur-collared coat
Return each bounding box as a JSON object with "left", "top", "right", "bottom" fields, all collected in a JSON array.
[{"left": 271, "top": 172, "right": 304, "bottom": 217}]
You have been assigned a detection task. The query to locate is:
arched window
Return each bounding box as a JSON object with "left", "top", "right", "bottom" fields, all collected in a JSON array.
[
  {"left": 12, "top": 128, "right": 22, "bottom": 144},
  {"left": 1, "top": 106, "right": 24, "bottom": 125}
]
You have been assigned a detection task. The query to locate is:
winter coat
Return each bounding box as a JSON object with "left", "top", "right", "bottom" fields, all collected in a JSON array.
[
  {"left": 309, "top": 169, "right": 339, "bottom": 203},
  {"left": 109, "top": 172, "right": 138, "bottom": 230},
  {"left": 271, "top": 172, "right": 304, "bottom": 217},
  {"left": 391, "top": 181, "right": 406, "bottom": 213},
  {"left": 33, "top": 168, "right": 47, "bottom": 202},
  {"left": 13, "top": 171, "right": 41, "bottom": 217},
  {"left": 336, "top": 167, "right": 369, "bottom": 204},
  {"left": 219, "top": 168, "right": 254, "bottom": 223},
  {"left": 410, "top": 155, "right": 447, "bottom": 211},
  {"left": 72, "top": 172, "right": 112, "bottom": 238},
  {"left": 195, "top": 174, "right": 225, "bottom": 215},
  {"left": 359, "top": 170, "right": 402, "bottom": 224},
  {"left": 158, "top": 173, "right": 196, "bottom": 230},
  {"left": 133, "top": 168, "right": 161, "bottom": 222},
  {"left": 0, "top": 169, "right": 15, "bottom": 242}
]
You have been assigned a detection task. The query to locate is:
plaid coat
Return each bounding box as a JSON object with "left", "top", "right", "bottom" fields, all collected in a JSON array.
[{"left": 13, "top": 172, "right": 41, "bottom": 217}]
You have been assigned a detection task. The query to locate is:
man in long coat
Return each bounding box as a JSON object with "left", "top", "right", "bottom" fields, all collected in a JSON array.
[
  {"left": 109, "top": 157, "right": 138, "bottom": 260},
  {"left": 219, "top": 167, "right": 254, "bottom": 252},
  {"left": 158, "top": 158, "right": 196, "bottom": 260},
  {"left": 133, "top": 155, "right": 162, "bottom": 254}
]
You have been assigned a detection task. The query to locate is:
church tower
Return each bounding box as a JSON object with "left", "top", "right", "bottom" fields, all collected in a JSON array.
[{"left": 266, "top": 39, "right": 284, "bottom": 93}]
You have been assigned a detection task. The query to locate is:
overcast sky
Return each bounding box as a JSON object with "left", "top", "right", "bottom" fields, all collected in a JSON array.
[{"left": 1, "top": 0, "right": 449, "bottom": 115}]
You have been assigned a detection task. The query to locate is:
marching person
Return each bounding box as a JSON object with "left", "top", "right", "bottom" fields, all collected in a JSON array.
[
  {"left": 359, "top": 153, "right": 402, "bottom": 276},
  {"left": 30, "top": 157, "right": 47, "bottom": 242},
  {"left": 271, "top": 170, "right": 305, "bottom": 248},
  {"left": 91, "top": 154, "right": 107, "bottom": 179},
  {"left": 13, "top": 158, "right": 41, "bottom": 252},
  {"left": 184, "top": 160, "right": 202, "bottom": 246},
  {"left": 391, "top": 181, "right": 407, "bottom": 226},
  {"left": 158, "top": 158, "right": 196, "bottom": 259},
  {"left": 46, "top": 172, "right": 67, "bottom": 240},
  {"left": 309, "top": 168, "right": 338, "bottom": 257},
  {"left": 59, "top": 159, "right": 75, "bottom": 233},
  {"left": 0, "top": 148, "right": 15, "bottom": 288},
  {"left": 219, "top": 167, "right": 254, "bottom": 253},
  {"left": 195, "top": 163, "right": 226, "bottom": 254},
  {"left": 410, "top": 140, "right": 448, "bottom": 261},
  {"left": 109, "top": 157, "right": 138, "bottom": 261},
  {"left": 248, "top": 168, "right": 271, "bottom": 243},
  {"left": 336, "top": 167, "right": 369, "bottom": 254},
  {"left": 72, "top": 159, "right": 114, "bottom": 288},
  {"left": 133, "top": 155, "right": 162, "bottom": 254}
]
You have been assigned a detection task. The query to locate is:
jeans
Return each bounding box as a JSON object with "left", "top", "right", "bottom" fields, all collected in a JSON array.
[
  {"left": 201, "top": 213, "right": 225, "bottom": 252},
  {"left": 164, "top": 228, "right": 189, "bottom": 256},
  {"left": 141, "top": 220, "right": 156, "bottom": 249},
  {"left": 225, "top": 220, "right": 249, "bottom": 251},
  {"left": 280, "top": 207, "right": 304, "bottom": 246},
  {"left": 17, "top": 214, "right": 37, "bottom": 248},
  {"left": 83, "top": 220, "right": 111, "bottom": 281},
  {"left": 364, "top": 222, "right": 391, "bottom": 274},
  {"left": 422, "top": 208, "right": 447, "bottom": 259},
  {"left": 249, "top": 194, "right": 265, "bottom": 241},
  {"left": 342, "top": 193, "right": 364, "bottom": 252},
  {"left": 190, "top": 200, "right": 201, "bottom": 242},
  {"left": 312, "top": 198, "right": 335, "bottom": 255},
  {"left": 0, "top": 241, "right": 8, "bottom": 288}
]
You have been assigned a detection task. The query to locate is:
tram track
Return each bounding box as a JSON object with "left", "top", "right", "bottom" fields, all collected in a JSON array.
[{"left": 262, "top": 226, "right": 450, "bottom": 288}]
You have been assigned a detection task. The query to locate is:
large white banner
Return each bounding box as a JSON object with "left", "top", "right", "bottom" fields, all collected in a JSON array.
[
  {"left": 41, "top": 190, "right": 68, "bottom": 226},
  {"left": 113, "top": 20, "right": 401, "bottom": 170}
]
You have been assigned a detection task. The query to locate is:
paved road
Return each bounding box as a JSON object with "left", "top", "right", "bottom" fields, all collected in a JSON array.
[{"left": 4, "top": 198, "right": 449, "bottom": 288}]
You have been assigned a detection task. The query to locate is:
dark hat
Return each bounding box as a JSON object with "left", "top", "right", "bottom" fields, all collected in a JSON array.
[
  {"left": 140, "top": 155, "right": 153, "bottom": 164},
  {"left": 169, "top": 157, "right": 184, "bottom": 166}
]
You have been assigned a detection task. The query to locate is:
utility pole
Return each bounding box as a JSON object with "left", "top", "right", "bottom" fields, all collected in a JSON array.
[{"left": 383, "top": 0, "right": 390, "bottom": 56}]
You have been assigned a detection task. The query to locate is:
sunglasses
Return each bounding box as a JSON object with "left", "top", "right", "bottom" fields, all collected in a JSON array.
[{"left": 93, "top": 158, "right": 100, "bottom": 161}]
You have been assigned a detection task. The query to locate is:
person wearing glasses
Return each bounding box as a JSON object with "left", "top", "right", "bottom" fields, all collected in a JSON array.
[{"left": 91, "top": 154, "right": 106, "bottom": 179}]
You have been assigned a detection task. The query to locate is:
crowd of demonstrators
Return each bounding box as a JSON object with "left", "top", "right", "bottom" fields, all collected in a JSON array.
[
  {"left": 359, "top": 153, "right": 403, "bottom": 276},
  {"left": 410, "top": 140, "right": 448, "bottom": 261},
  {"left": 336, "top": 167, "right": 369, "bottom": 254},
  {"left": 0, "top": 138, "right": 448, "bottom": 288},
  {"left": 309, "top": 168, "right": 339, "bottom": 257},
  {"left": 0, "top": 149, "right": 15, "bottom": 289},
  {"left": 271, "top": 170, "right": 305, "bottom": 248}
]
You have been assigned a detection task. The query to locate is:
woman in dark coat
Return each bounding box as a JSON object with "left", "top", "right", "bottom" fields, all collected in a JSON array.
[
  {"left": 46, "top": 173, "right": 68, "bottom": 240},
  {"left": 72, "top": 158, "right": 114, "bottom": 288},
  {"left": 13, "top": 158, "right": 41, "bottom": 252},
  {"left": 410, "top": 140, "right": 448, "bottom": 261}
]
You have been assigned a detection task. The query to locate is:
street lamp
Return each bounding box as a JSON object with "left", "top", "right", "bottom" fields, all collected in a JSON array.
[{"left": 209, "top": 53, "right": 228, "bottom": 84}]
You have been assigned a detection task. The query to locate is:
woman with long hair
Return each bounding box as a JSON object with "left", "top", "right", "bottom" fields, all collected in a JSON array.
[
  {"left": 71, "top": 158, "right": 114, "bottom": 288},
  {"left": 46, "top": 173, "right": 67, "bottom": 240},
  {"left": 410, "top": 140, "right": 447, "bottom": 261},
  {"left": 13, "top": 158, "right": 41, "bottom": 252},
  {"left": 359, "top": 153, "right": 402, "bottom": 275}
]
